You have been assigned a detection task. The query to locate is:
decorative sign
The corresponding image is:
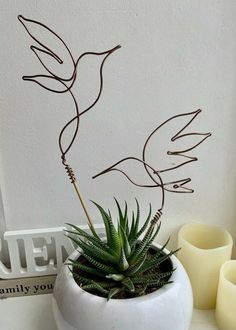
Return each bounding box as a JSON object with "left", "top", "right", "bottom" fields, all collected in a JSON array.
[
  {"left": 0, "top": 275, "right": 56, "bottom": 299},
  {"left": 0, "top": 224, "right": 104, "bottom": 279}
]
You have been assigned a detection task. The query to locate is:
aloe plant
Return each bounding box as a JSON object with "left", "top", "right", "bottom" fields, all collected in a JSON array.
[{"left": 66, "top": 199, "right": 177, "bottom": 300}]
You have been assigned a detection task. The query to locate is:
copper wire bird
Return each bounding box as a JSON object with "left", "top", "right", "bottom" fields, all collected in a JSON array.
[
  {"left": 93, "top": 109, "right": 211, "bottom": 211},
  {"left": 19, "top": 15, "right": 211, "bottom": 226},
  {"left": 18, "top": 14, "right": 120, "bottom": 233}
]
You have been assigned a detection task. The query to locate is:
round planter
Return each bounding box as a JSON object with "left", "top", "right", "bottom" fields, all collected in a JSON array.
[{"left": 52, "top": 242, "right": 193, "bottom": 330}]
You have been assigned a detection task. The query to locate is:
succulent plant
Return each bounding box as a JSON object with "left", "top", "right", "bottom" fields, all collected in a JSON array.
[{"left": 66, "top": 199, "right": 177, "bottom": 300}]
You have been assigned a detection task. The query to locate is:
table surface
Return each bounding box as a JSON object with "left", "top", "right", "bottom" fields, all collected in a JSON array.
[{"left": 0, "top": 294, "right": 219, "bottom": 330}]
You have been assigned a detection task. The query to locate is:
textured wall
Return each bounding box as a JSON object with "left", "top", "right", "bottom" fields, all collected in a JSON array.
[{"left": 0, "top": 1, "right": 235, "bottom": 251}]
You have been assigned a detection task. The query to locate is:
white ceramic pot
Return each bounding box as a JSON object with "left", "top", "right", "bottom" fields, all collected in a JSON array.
[{"left": 52, "top": 242, "right": 193, "bottom": 330}]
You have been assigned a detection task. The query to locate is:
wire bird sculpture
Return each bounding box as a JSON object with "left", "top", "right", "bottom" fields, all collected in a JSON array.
[{"left": 18, "top": 15, "right": 211, "bottom": 230}]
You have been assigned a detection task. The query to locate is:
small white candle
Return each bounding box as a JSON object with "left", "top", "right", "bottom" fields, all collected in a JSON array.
[
  {"left": 177, "top": 223, "right": 233, "bottom": 309},
  {"left": 216, "top": 260, "right": 236, "bottom": 330}
]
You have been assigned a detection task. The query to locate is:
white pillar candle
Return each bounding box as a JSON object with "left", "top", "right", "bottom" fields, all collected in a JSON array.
[
  {"left": 216, "top": 260, "right": 236, "bottom": 330},
  {"left": 177, "top": 223, "right": 233, "bottom": 309}
]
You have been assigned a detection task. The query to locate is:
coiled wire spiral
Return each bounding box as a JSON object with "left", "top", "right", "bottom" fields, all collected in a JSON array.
[{"left": 151, "top": 210, "right": 162, "bottom": 226}]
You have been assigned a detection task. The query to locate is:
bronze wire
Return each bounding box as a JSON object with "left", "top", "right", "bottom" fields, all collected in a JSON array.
[
  {"left": 93, "top": 108, "right": 211, "bottom": 211},
  {"left": 18, "top": 15, "right": 211, "bottom": 224}
]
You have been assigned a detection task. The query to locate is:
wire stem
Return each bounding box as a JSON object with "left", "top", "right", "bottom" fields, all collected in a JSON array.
[{"left": 72, "top": 180, "right": 97, "bottom": 236}]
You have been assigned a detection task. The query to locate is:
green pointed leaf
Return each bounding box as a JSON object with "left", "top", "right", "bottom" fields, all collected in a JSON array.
[
  {"left": 82, "top": 282, "right": 109, "bottom": 295},
  {"left": 146, "top": 236, "right": 171, "bottom": 262},
  {"left": 69, "top": 268, "right": 93, "bottom": 285},
  {"left": 134, "top": 284, "right": 147, "bottom": 296},
  {"left": 132, "top": 269, "right": 175, "bottom": 284},
  {"left": 65, "top": 223, "right": 99, "bottom": 241},
  {"left": 122, "top": 277, "right": 135, "bottom": 292},
  {"left": 65, "top": 225, "right": 111, "bottom": 253},
  {"left": 128, "top": 222, "right": 161, "bottom": 275},
  {"left": 106, "top": 273, "right": 125, "bottom": 281},
  {"left": 92, "top": 201, "right": 121, "bottom": 255},
  {"left": 124, "top": 254, "right": 146, "bottom": 276},
  {"left": 114, "top": 199, "right": 126, "bottom": 228},
  {"left": 118, "top": 247, "right": 129, "bottom": 271},
  {"left": 150, "top": 221, "right": 161, "bottom": 242},
  {"left": 138, "top": 248, "right": 179, "bottom": 274},
  {"left": 133, "top": 198, "right": 140, "bottom": 236},
  {"left": 114, "top": 198, "right": 123, "bottom": 222},
  {"left": 130, "top": 203, "right": 152, "bottom": 246},
  {"left": 67, "top": 259, "right": 105, "bottom": 278},
  {"left": 82, "top": 253, "right": 118, "bottom": 274},
  {"left": 107, "top": 287, "right": 122, "bottom": 301},
  {"left": 128, "top": 224, "right": 155, "bottom": 265},
  {"left": 128, "top": 199, "right": 140, "bottom": 241},
  {"left": 68, "top": 235, "right": 117, "bottom": 265},
  {"left": 119, "top": 225, "right": 131, "bottom": 258},
  {"left": 115, "top": 198, "right": 129, "bottom": 236},
  {"left": 123, "top": 201, "right": 128, "bottom": 235},
  {"left": 129, "top": 211, "right": 136, "bottom": 240}
]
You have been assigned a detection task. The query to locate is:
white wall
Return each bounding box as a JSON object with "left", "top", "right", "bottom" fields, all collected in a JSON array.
[{"left": 0, "top": 1, "right": 235, "bottom": 250}]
